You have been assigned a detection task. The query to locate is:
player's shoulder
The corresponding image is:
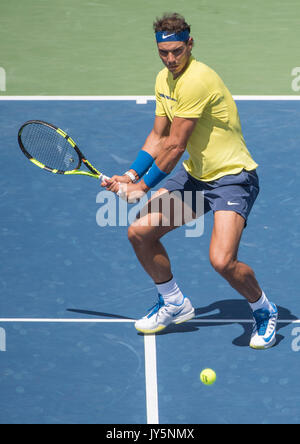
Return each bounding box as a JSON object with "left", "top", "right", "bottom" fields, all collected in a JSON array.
[
  {"left": 181, "top": 58, "right": 225, "bottom": 95},
  {"left": 175, "top": 59, "right": 210, "bottom": 96},
  {"left": 155, "top": 66, "right": 169, "bottom": 83},
  {"left": 185, "top": 59, "right": 219, "bottom": 83}
]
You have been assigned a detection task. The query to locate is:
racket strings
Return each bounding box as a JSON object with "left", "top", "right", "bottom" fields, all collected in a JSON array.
[{"left": 21, "top": 124, "right": 80, "bottom": 172}]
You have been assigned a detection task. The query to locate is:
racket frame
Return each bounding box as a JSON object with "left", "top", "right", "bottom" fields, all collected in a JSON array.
[{"left": 18, "top": 120, "right": 107, "bottom": 180}]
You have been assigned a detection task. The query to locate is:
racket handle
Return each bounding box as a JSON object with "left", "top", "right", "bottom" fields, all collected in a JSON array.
[{"left": 99, "top": 173, "right": 110, "bottom": 183}]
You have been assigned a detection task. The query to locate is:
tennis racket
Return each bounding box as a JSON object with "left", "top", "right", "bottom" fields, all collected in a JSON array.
[{"left": 17, "top": 120, "right": 110, "bottom": 182}]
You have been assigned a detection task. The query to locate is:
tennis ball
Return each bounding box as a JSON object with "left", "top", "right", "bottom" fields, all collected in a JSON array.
[{"left": 200, "top": 368, "right": 216, "bottom": 386}]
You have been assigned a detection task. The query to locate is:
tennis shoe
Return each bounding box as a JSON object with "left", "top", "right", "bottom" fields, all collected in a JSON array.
[
  {"left": 135, "top": 294, "right": 195, "bottom": 334},
  {"left": 250, "top": 303, "right": 278, "bottom": 349}
]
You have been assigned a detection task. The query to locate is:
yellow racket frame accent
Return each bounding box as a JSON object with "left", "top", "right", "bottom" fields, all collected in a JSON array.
[{"left": 18, "top": 120, "right": 108, "bottom": 181}]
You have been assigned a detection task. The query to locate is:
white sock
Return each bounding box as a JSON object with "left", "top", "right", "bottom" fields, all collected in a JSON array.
[
  {"left": 156, "top": 277, "right": 184, "bottom": 305},
  {"left": 249, "top": 291, "right": 273, "bottom": 312}
]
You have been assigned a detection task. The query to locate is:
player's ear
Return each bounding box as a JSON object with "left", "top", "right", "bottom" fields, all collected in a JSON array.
[{"left": 186, "top": 37, "right": 194, "bottom": 54}]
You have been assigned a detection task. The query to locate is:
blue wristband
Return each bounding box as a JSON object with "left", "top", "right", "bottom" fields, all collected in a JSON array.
[
  {"left": 130, "top": 151, "right": 154, "bottom": 178},
  {"left": 143, "top": 162, "right": 168, "bottom": 188}
]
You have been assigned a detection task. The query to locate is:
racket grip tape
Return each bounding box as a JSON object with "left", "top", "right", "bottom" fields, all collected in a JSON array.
[{"left": 99, "top": 174, "right": 110, "bottom": 182}]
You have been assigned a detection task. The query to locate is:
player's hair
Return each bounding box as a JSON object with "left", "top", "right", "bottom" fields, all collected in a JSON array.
[{"left": 153, "top": 12, "right": 191, "bottom": 34}]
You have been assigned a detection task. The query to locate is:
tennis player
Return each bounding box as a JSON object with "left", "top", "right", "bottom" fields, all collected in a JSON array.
[{"left": 104, "top": 13, "right": 277, "bottom": 349}]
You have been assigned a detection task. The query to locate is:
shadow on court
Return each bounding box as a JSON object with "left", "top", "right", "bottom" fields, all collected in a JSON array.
[
  {"left": 162, "top": 299, "right": 298, "bottom": 347},
  {"left": 67, "top": 299, "right": 297, "bottom": 348},
  {"left": 67, "top": 308, "right": 133, "bottom": 320}
]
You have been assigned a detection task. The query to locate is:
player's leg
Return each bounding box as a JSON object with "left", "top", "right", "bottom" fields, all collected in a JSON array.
[
  {"left": 209, "top": 210, "right": 261, "bottom": 302},
  {"left": 209, "top": 210, "right": 277, "bottom": 349},
  {"left": 128, "top": 189, "right": 174, "bottom": 284},
  {"left": 128, "top": 188, "right": 196, "bottom": 333}
]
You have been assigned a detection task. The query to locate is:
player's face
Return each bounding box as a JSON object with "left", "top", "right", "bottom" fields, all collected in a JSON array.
[{"left": 157, "top": 39, "right": 193, "bottom": 78}]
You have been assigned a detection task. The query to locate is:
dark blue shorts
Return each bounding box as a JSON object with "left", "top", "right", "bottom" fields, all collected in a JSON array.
[{"left": 163, "top": 166, "right": 259, "bottom": 224}]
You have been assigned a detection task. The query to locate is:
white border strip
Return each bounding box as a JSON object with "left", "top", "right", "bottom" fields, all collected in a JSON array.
[
  {"left": 189, "top": 319, "right": 300, "bottom": 324},
  {"left": 144, "top": 334, "right": 159, "bottom": 425},
  {"left": 0, "top": 95, "right": 155, "bottom": 102},
  {"left": 0, "top": 318, "right": 298, "bottom": 323},
  {"left": 0, "top": 95, "right": 300, "bottom": 102},
  {"left": 0, "top": 318, "right": 135, "bottom": 323},
  {"left": 234, "top": 95, "right": 300, "bottom": 101}
]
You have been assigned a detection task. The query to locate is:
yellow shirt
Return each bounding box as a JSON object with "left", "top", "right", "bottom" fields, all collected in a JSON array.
[{"left": 155, "top": 57, "right": 258, "bottom": 181}]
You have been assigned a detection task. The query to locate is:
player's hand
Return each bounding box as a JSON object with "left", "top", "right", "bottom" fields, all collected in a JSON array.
[
  {"left": 101, "top": 174, "right": 131, "bottom": 189},
  {"left": 119, "top": 182, "right": 147, "bottom": 203},
  {"left": 112, "top": 180, "right": 149, "bottom": 203},
  {"left": 111, "top": 174, "right": 132, "bottom": 183},
  {"left": 101, "top": 177, "right": 120, "bottom": 193}
]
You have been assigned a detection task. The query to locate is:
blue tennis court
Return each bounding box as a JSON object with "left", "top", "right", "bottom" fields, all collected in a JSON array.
[{"left": 0, "top": 98, "right": 300, "bottom": 424}]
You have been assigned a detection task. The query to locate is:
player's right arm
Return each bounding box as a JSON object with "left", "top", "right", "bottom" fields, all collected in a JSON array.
[
  {"left": 104, "top": 116, "right": 170, "bottom": 187},
  {"left": 139, "top": 115, "right": 171, "bottom": 159}
]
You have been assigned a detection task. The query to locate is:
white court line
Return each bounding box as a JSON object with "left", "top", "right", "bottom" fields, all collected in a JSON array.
[
  {"left": 189, "top": 319, "right": 300, "bottom": 324},
  {"left": 0, "top": 318, "right": 135, "bottom": 323},
  {"left": 0, "top": 318, "right": 298, "bottom": 323},
  {"left": 144, "top": 334, "right": 159, "bottom": 425},
  {"left": 0, "top": 95, "right": 300, "bottom": 102},
  {"left": 0, "top": 96, "right": 155, "bottom": 102},
  {"left": 234, "top": 95, "right": 300, "bottom": 101}
]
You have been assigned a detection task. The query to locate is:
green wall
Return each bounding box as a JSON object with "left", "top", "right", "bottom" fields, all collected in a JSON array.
[{"left": 0, "top": 0, "right": 299, "bottom": 95}]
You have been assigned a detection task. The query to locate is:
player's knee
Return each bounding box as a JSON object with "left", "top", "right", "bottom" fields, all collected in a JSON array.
[
  {"left": 128, "top": 224, "right": 139, "bottom": 245},
  {"left": 128, "top": 223, "right": 146, "bottom": 247},
  {"left": 210, "top": 254, "right": 235, "bottom": 276},
  {"left": 128, "top": 222, "right": 158, "bottom": 247}
]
